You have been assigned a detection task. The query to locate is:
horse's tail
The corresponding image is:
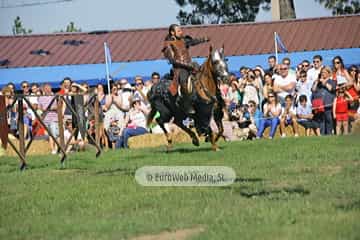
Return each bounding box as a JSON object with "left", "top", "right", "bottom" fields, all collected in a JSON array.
[{"left": 147, "top": 106, "right": 157, "bottom": 127}]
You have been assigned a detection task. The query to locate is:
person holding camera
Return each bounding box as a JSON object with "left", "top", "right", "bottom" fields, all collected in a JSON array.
[
  {"left": 311, "top": 66, "right": 336, "bottom": 135},
  {"left": 239, "top": 70, "right": 260, "bottom": 106}
]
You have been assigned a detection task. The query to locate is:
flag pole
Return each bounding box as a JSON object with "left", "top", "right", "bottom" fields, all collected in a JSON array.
[
  {"left": 274, "top": 32, "right": 278, "bottom": 64},
  {"left": 104, "top": 42, "right": 111, "bottom": 94}
]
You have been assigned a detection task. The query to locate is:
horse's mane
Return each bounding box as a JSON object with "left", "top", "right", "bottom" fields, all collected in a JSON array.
[{"left": 200, "top": 53, "right": 214, "bottom": 80}]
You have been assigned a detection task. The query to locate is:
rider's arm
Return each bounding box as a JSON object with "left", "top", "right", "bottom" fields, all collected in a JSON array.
[{"left": 184, "top": 35, "right": 209, "bottom": 47}]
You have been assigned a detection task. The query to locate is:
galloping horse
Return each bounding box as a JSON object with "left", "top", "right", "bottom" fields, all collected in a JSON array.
[{"left": 147, "top": 46, "right": 229, "bottom": 151}]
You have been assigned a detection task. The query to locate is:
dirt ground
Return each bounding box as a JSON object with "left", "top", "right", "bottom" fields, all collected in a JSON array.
[{"left": 130, "top": 226, "right": 205, "bottom": 240}]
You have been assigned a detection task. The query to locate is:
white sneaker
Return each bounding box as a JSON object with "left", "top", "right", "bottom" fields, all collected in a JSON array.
[
  {"left": 294, "top": 134, "right": 299, "bottom": 137},
  {"left": 51, "top": 150, "right": 57, "bottom": 155},
  {"left": 281, "top": 134, "right": 286, "bottom": 138}
]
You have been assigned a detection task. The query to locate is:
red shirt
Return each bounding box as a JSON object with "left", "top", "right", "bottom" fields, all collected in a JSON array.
[
  {"left": 57, "top": 88, "right": 66, "bottom": 95},
  {"left": 335, "top": 96, "right": 348, "bottom": 114},
  {"left": 348, "top": 86, "right": 359, "bottom": 100}
]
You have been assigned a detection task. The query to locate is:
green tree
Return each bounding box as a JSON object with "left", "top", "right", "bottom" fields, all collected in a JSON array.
[
  {"left": 65, "top": 21, "right": 81, "bottom": 32},
  {"left": 175, "top": 0, "right": 271, "bottom": 25},
  {"left": 12, "top": 16, "right": 32, "bottom": 35},
  {"left": 55, "top": 22, "right": 81, "bottom": 33},
  {"left": 316, "top": 0, "right": 360, "bottom": 15}
]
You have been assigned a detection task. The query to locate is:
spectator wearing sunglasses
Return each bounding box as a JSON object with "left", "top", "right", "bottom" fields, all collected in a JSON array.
[
  {"left": 282, "top": 57, "right": 296, "bottom": 76},
  {"left": 332, "top": 56, "right": 352, "bottom": 86},
  {"left": 295, "top": 70, "right": 312, "bottom": 104},
  {"left": 344, "top": 66, "right": 359, "bottom": 118},
  {"left": 307, "top": 55, "right": 323, "bottom": 86},
  {"left": 302, "top": 60, "right": 311, "bottom": 72},
  {"left": 256, "top": 92, "right": 281, "bottom": 139},
  {"left": 133, "top": 76, "right": 150, "bottom": 108},
  {"left": 273, "top": 64, "right": 297, "bottom": 106}
]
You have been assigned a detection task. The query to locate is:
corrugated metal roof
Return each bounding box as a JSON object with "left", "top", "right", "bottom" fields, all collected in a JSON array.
[{"left": 0, "top": 15, "right": 359, "bottom": 68}]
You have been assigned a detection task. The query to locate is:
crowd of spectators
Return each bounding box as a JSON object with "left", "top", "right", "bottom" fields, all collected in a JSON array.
[
  {"left": 1, "top": 55, "right": 360, "bottom": 154},
  {"left": 222, "top": 55, "right": 360, "bottom": 140}
]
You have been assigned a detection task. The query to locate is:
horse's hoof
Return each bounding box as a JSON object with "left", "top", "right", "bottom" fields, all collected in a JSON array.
[
  {"left": 192, "top": 138, "right": 200, "bottom": 147},
  {"left": 166, "top": 145, "right": 173, "bottom": 153},
  {"left": 20, "top": 163, "right": 27, "bottom": 171},
  {"left": 211, "top": 145, "right": 220, "bottom": 151}
]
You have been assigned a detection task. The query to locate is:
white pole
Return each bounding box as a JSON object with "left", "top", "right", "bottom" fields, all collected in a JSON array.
[
  {"left": 274, "top": 32, "right": 278, "bottom": 65},
  {"left": 104, "top": 42, "right": 111, "bottom": 94}
]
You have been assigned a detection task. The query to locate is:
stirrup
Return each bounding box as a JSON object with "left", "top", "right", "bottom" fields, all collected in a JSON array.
[{"left": 187, "top": 76, "right": 193, "bottom": 94}]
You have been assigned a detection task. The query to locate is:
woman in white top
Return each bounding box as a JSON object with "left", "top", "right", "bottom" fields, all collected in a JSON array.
[
  {"left": 240, "top": 70, "right": 260, "bottom": 105},
  {"left": 256, "top": 92, "right": 281, "bottom": 139},
  {"left": 118, "top": 97, "right": 149, "bottom": 148}
]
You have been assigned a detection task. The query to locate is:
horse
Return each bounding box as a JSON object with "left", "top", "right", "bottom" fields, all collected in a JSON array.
[{"left": 147, "top": 45, "right": 229, "bottom": 151}]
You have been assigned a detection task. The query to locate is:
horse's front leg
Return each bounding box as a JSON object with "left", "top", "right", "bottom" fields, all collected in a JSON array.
[
  {"left": 213, "top": 102, "right": 225, "bottom": 143},
  {"left": 175, "top": 120, "right": 200, "bottom": 147},
  {"left": 158, "top": 122, "right": 172, "bottom": 152},
  {"left": 214, "top": 118, "right": 224, "bottom": 142},
  {"left": 209, "top": 129, "right": 220, "bottom": 151}
]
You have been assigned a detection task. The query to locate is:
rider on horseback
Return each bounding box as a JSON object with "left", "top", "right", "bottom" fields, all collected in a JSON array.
[{"left": 162, "top": 24, "right": 209, "bottom": 115}]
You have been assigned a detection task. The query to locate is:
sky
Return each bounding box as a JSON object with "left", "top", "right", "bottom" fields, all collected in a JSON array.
[{"left": 0, "top": 0, "right": 333, "bottom": 36}]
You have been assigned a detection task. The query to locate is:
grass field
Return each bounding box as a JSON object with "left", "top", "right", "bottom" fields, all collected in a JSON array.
[{"left": 0, "top": 136, "right": 360, "bottom": 240}]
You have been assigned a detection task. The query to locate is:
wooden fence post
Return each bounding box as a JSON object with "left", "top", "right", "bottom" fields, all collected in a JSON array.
[
  {"left": 57, "top": 96, "right": 65, "bottom": 152},
  {"left": 94, "top": 97, "right": 100, "bottom": 147},
  {"left": 17, "top": 97, "right": 26, "bottom": 167}
]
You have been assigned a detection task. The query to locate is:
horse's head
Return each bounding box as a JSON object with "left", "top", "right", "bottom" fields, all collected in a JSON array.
[{"left": 209, "top": 46, "right": 229, "bottom": 83}]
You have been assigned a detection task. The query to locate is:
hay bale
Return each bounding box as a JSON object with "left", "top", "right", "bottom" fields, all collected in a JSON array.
[
  {"left": 352, "top": 120, "right": 360, "bottom": 135},
  {"left": 128, "top": 131, "right": 193, "bottom": 149},
  {"left": 3, "top": 136, "right": 51, "bottom": 157},
  {"left": 263, "top": 124, "right": 306, "bottom": 138}
]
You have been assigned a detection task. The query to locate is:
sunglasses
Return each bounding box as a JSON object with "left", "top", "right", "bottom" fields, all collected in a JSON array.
[
  {"left": 268, "top": 95, "right": 275, "bottom": 98},
  {"left": 334, "top": 61, "right": 341, "bottom": 64},
  {"left": 22, "top": 85, "right": 29, "bottom": 88},
  {"left": 302, "top": 64, "right": 309, "bottom": 67},
  {"left": 280, "top": 68, "right": 288, "bottom": 70},
  {"left": 300, "top": 75, "right": 307, "bottom": 78}
]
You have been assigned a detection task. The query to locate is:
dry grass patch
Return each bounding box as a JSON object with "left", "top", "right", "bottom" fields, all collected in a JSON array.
[{"left": 130, "top": 226, "right": 205, "bottom": 240}]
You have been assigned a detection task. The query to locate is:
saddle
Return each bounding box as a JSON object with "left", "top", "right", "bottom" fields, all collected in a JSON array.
[{"left": 169, "top": 71, "right": 195, "bottom": 97}]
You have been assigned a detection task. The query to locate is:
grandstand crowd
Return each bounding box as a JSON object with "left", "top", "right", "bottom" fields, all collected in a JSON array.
[{"left": 1, "top": 54, "right": 360, "bottom": 153}]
